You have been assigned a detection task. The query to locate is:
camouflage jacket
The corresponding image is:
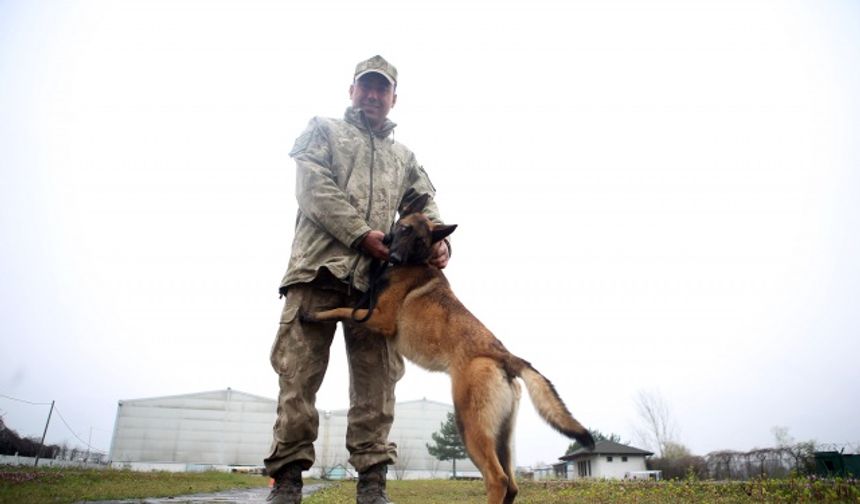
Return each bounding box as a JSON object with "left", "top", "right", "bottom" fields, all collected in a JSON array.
[{"left": 279, "top": 106, "right": 442, "bottom": 294}]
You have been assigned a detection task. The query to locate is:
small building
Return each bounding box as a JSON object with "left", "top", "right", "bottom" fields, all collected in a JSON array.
[
  {"left": 814, "top": 451, "right": 860, "bottom": 478},
  {"left": 557, "top": 440, "right": 654, "bottom": 480}
]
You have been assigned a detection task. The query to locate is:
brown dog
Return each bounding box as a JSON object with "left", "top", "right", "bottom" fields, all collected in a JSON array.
[{"left": 304, "top": 194, "right": 594, "bottom": 504}]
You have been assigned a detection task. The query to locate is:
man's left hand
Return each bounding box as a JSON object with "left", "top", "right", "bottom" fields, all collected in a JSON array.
[{"left": 429, "top": 240, "right": 450, "bottom": 269}]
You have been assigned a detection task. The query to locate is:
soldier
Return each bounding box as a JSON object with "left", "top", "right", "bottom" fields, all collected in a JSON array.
[{"left": 265, "top": 55, "right": 450, "bottom": 504}]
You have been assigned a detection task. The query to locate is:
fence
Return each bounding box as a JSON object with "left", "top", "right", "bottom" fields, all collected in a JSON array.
[
  {"left": 645, "top": 442, "right": 860, "bottom": 480},
  {"left": 703, "top": 447, "right": 815, "bottom": 480},
  {"left": 0, "top": 453, "right": 108, "bottom": 469}
]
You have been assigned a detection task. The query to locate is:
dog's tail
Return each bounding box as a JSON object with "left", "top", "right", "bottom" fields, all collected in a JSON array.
[{"left": 514, "top": 357, "right": 595, "bottom": 450}]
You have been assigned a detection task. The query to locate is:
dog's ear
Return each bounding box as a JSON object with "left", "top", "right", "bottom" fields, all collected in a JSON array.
[
  {"left": 431, "top": 224, "right": 457, "bottom": 243},
  {"left": 401, "top": 193, "right": 431, "bottom": 216}
]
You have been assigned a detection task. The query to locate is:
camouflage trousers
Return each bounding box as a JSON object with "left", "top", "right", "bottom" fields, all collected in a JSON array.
[{"left": 264, "top": 276, "right": 405, "bottom": 477}]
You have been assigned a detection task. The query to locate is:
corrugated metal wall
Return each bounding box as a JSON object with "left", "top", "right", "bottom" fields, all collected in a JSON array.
[
  {"left": 315, "top": 399, "right": 480, "bottom": 477},
  {"left": 109, "top": 389, "right": 273, "bottom": 466},
  {"left": 109, "top": 389, "right": 480, "bottom": 476}
]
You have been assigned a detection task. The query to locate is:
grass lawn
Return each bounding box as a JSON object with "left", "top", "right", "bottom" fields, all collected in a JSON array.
[
  {"left": 0, "top": 465, "right": 269, "bottom": 504},
  {"left": 2, "top": 466, "right": 858, "bottom": 504},
  {"left": 306, "top": 478, "right": 860, "bottom": 504}
]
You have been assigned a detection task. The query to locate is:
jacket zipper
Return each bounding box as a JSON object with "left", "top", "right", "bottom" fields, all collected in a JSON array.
[{"left": 348, "top": 112, "right": 376, "bottom": 295}]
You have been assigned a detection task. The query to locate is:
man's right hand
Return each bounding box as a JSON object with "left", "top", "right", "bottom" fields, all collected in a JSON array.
[{"left": 359, "top": 230, "right": 389, "bottom": 261}]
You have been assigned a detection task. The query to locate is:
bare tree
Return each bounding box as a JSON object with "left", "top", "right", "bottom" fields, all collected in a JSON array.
[
  {"left": 58, "top": 442, "right": 70, "bottom": 461},
  {"left": 772, "top": 426, "right": 817, "bottom": 476},
  {"left": 315, "top": 447, "right": 337, "bottom": 480},
  {"left": 633, "top": 389, "right": 678, "bottom": 457},
  {"left": 429, "top": 453, "right": 442, "bottom": 478},
  {"left": 392, "top": 438, "right": 411, "bottom": 480},
  {"left": 706, "top": 450, "right": 739, "bottom": 480},
  {"left": 662, "top": 441, "right": 691, "bottom": 459},
  {"left": 771, "top": 426, "right": 793, "bottom": 447}
]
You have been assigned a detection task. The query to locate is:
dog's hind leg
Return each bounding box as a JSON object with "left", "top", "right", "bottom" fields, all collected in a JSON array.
[
  {"left": 459, "top": 417, "right": 509, "bottom": 504},
  {"left": 453, "top": 359, "right": 518, "bottom": 504},
  {"left": 498, "top": 382, "right": 520, "bottom": 504}
]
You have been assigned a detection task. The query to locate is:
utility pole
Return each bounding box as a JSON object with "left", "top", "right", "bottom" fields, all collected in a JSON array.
[
  {"left": 85, "top": 426, "right": 93, "bottom": 463},
  {"left": 34, "top": 400, "right": 55, "bottom": 467}
]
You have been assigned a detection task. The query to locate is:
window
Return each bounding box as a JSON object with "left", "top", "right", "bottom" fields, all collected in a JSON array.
[
  {"left": 622, "top": 456, "right": 628, "bottom": 462},
  {"left": 577, "top": 460, "right": 592, "bottom": 477},
  {"left": 607, "top": 456, "right": 613, "bottom": 462}
]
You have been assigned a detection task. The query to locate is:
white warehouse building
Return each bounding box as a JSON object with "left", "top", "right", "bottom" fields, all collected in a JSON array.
[{"left": 109, "top": 388, "right": 478, "bottom": 478}]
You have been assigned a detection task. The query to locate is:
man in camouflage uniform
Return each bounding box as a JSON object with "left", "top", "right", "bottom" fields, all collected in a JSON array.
[{"left": 265, "top": 55, "right": 450, "bottom": 504}]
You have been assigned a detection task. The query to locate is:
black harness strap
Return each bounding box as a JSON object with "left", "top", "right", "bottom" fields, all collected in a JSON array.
[
  {"left": 351, "top": 259, "right": 390, "bottom": 323},
  {"left": 351, "top": 231, "right": 394, "bottom": 323}
]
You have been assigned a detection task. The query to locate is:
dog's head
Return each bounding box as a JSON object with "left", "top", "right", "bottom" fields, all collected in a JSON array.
[{"left": 388, "top": 193, "right": 457, "bottom": 266}]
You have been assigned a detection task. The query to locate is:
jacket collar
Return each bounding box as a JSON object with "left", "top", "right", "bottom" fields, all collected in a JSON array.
[{"left": 344, "top": 106, "right": 397, "bottom": 138}]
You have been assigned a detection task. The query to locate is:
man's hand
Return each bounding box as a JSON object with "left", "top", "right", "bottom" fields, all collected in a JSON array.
[
  {"left": 429, "top": 240, "right": 450, "bottom": 269},
  {"left": 359, "top": 230, "right": 389, "bottom": 261}
]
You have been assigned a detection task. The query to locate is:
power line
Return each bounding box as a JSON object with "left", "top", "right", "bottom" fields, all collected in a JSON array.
[
  {"left": 1, "top": 392, "right": 107, "bottom": 454},
  {"left": 52, "top": 406, "right": 107, "bottom": 454},
  {"left": 0, "top": 393, "right": 53, "bottom": 406}
]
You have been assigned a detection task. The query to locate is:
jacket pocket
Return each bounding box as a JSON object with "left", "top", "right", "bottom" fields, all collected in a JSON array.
[
  {"left": 270, "top": 293, "right": 303, "bottom": 373},
  {"left": 279, "top": 297, "right": 301, "bottom": 324}
]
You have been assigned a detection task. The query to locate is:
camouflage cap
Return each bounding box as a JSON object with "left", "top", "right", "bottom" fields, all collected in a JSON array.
[{"left": 354, "top": 55, "right": 398, "bottom": 86}]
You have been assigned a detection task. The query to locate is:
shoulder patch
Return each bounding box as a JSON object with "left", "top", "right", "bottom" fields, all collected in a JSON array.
[
  {"left": 417, "top": 165, "right": 436, "bottom": 192},
  {"left": 289, "top": 128, "right": 314, "bottom": 157}
]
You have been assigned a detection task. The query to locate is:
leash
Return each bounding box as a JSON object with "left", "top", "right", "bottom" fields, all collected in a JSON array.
[
  {"left": 351, "top": 232, "right": 393, "bottom": 323},
  {"left": 351, "top": 260, "right": 389, "bottom": 323}
]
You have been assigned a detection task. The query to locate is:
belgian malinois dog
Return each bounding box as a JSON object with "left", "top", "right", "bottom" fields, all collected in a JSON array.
[{"left": 303, "top": 194, "right": 594, "bottom": 504}]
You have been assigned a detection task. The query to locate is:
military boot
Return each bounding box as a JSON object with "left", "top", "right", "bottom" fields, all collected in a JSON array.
[
  {"left": 356, "top": 462, "right": 393, "bottom": 504},
  {"left": 266, "top": 462, "right": 303, "bottom": 504}
]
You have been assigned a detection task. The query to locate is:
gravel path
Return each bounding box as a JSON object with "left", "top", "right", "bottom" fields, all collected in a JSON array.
[{"left": 83, "top": 482, "right": 328, "bottom": 503}]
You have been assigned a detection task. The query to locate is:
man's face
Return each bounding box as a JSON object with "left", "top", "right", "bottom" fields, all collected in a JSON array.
[{"left": 350, "top": 72, "right": 397, "bottom": 130}]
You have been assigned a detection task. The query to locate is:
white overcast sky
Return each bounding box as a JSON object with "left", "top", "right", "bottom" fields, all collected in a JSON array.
[{"left": 1, "top": 0, "right": 858, "bottom": 467}]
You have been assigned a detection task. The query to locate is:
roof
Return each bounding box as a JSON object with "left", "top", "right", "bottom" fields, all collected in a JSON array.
[
  {"left": 118, "top": 390, "right": 453, "bottom": 411},
  {"left": 118, "top": 388, "right": 275, "bottom": 405},
  {"left": 560, "top": 440, "right": 654, "bottom": 460},
  {"left": 395, "top": 398, "right": 455, "bottom": 409}
]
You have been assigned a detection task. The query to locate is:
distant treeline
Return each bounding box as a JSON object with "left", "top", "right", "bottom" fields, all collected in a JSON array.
[
  {"left": 1, "top": 418, "right": 108, "bottom": 463},
  {"left": 0, "top": 417, "right": 61, "bottom": 458},
  {"left": 648, "top": 443, "right": 818, "bottom": 480}
]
